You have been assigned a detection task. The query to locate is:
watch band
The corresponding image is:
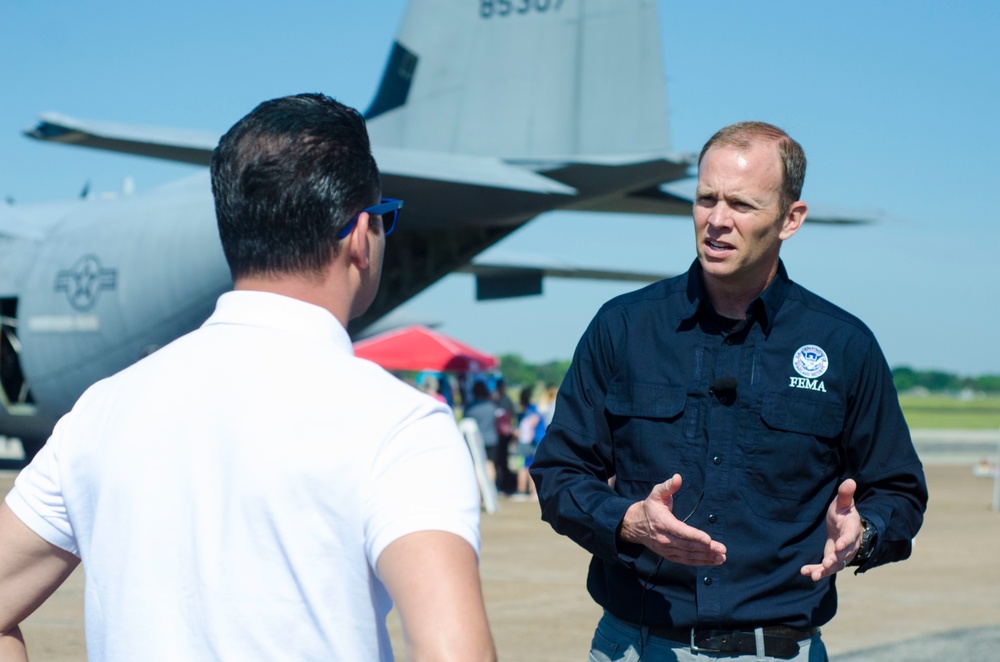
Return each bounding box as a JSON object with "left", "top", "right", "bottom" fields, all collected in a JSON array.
[{"left": 851, "top": 516, "right": 878, "bottom": 565}]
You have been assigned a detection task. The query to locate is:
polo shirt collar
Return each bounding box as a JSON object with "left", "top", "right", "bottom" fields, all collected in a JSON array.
[{"left": 203, "top": 290, "right": 354, "bottom": 355}]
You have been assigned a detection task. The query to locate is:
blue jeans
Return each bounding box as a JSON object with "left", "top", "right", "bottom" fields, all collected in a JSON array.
[{"left": 589, "top": 611, "right": 828, "bottom": 662}]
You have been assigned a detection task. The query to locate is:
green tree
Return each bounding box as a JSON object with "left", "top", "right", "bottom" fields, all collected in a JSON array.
[
  {"left": 497, "top": 353, "right": 533, "bottom": 388},
  {"left": 497, "top": 354, "right": 571, "bottom": 391},
  {"left": 973, "top": 375, "right": 1000, "bottom": 393},
  {"left": 892, "top": 366, "right": 917, "bottom": 392}
]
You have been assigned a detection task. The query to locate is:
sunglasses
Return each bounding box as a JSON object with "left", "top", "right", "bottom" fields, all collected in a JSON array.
[{"left": 336, "top": 198, "right": 403, "bottom": 239}]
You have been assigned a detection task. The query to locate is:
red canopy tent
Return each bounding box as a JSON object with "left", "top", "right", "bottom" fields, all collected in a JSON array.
[{"left": 353, "top": 325, "right": 499, "bottom": 373}]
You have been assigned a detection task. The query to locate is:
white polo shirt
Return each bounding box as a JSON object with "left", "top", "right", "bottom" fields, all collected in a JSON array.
[{"left": 6, "top": 291, "right": 481, "bottom": 661}]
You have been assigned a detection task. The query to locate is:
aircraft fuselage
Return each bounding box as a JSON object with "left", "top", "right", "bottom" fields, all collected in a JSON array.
[{"left": 1, "top": 174, "right": 231, "bottom": 452}]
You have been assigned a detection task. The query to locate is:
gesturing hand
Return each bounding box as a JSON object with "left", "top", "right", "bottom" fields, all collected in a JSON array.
[
  {"left": 800, "top": 478, "right": 863, "bottom": 581},
  {"left": 618, "top": 474, "right": 726, "bottom": 566}
]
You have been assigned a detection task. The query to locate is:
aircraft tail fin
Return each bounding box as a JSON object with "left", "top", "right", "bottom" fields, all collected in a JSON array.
[{"left": 365, "top": 0, "right": 671, "bottom": 159}]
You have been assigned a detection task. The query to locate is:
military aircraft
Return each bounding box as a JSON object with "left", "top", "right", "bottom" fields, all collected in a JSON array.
[{"left": 0, "top": 0, "right": 866, "bottom": 460}]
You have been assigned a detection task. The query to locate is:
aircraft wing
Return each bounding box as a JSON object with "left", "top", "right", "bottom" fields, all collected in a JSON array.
[
  {"left": 455, "top": 252, "right": 670, "bottom": 300},
  {"left": 793, "top": 203, "right": 883, "bottom": 225}
]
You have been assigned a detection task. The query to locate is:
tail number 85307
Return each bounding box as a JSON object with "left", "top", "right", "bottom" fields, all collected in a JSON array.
[{"left": 481, "top": 0, "right": 565, "bottom": 19}]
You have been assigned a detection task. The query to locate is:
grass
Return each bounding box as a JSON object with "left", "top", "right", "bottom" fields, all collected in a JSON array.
[{"left": 898, "top": 394, "right": 1000, "bottom": 430}]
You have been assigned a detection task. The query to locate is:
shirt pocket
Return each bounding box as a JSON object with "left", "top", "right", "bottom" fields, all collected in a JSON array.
[
  {"left": 604, "top": 381, "right": 692, "bottom": 483},
  {"left": 741, "top": 392, "right": 844, "bottom": 522}
]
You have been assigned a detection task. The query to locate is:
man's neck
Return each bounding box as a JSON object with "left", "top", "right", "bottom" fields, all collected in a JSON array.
[
  {"left": 234, "top": 271, "right": 351, "bottom": 327},
  {"left": 701, "top": 262, "right": 778, "bottom": 320}
]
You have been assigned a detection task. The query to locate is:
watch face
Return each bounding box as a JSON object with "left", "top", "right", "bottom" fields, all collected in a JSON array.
[{"left": 862, "top": 525, "right": 872, "bottom": 542}]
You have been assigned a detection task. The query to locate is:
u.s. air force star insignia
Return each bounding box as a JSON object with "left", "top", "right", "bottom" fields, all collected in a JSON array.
[
  {"left": 793, "top": 345, "right": 828, "bottom": 378},
  {"left": 54, "top": 255, "right": 118, "bottom": 311}
]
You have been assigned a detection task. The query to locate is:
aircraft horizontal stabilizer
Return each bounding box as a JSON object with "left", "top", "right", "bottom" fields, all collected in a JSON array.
[
  {"left": 24, "top": 114, "right": 576, "bottom": 200},
  {"left": 25, "top": 113, "right": 218, "bottom": 166},
  {"left": 531, "top": 153, "right": 693, "bottom": 217},
  {"left": 377, "top": 147, "right": 575, "bottom": 195},
  {"left": 569, "top": 185, "right": 695, "bottom": 218}
]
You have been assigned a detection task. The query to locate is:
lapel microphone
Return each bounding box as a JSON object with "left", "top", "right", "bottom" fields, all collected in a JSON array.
[{"left": 709, "top": 377, "right": 738, "bottom": 404}]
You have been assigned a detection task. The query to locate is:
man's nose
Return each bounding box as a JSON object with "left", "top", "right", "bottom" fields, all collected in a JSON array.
[{"left": 707, "top": 204, "right": 734, "bottom": 229}]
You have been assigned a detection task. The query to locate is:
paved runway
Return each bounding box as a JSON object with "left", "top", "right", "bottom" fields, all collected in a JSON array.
[{"left": 3, "top": 430, "right": 998, "bottom": 660}]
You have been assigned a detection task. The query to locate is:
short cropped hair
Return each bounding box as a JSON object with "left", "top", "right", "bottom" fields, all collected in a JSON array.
[
  {"left": 698, "top": 121, "right": 806, "bottom": 216},
  {"left": 211, "top": 93, "right": 380, "bottom": 280}
]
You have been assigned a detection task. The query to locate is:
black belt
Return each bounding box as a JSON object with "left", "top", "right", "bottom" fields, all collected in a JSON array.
[{"left": 647, "top": 625, "right": 820, "bottom": 659}]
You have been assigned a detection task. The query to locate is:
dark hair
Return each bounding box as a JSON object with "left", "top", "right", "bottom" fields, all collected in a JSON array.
[
  {"left": 472, "top": 380, "right": 490, "bottom": 401},
  {"left": 698, "top": 121, "right": 806, "bottom": 216},
  {"left": 211, "top": 93, "right": 380, "bottom": 281}
]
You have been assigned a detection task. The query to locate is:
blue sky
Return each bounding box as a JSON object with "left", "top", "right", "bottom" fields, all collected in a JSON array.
[{"left": 2, "top": 1, "right": 998, "bottom": 375}]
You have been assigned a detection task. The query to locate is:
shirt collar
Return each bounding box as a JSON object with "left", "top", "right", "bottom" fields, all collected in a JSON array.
[
  {"left": 756, "top": 260, "right": 791, "bottom": 334},
  {"left": 202, "top": 290, "right": 355, "bottom": 355},
  {"left": 681, "top": 258, "right": 791, "bottom": 335}
]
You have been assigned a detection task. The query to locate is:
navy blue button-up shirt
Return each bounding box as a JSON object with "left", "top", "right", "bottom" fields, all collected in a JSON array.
[{"left": 531, "top": 260, "right": 927, "bottom": 629}]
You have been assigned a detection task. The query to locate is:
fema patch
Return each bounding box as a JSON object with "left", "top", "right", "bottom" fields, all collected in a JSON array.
[{"left": 793, "top": 345, "right": 829, "bottom": 379}]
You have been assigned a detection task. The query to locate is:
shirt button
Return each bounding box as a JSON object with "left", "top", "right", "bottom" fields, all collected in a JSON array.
[
  {"left": 708, "top": 514, "right": 718, "bottom": 524},
  {"left": 713, "top": 456, "right": 722, "bottom": 465},
  {"left": 703, "top": 577, "right": 713, "bottom": 586},
  {"left": 725, "top": 337, "right": 734, "bottom": 345}
]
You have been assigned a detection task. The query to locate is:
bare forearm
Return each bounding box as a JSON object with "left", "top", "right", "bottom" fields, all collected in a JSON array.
[
  {"left": 0, "top": 502, "right": 81, "bottom": 649},
  {"left": 396, "top": 563, "right": 494, "bottom": 661},
  {"left": 0, "top": 626, "right": 29, "bottom": 662},
  {"left": 379, "top": 531, "right": 496, "bottom": 662},
  {"left": 405, "top": 612, "right": 495, "bottom": 662}
]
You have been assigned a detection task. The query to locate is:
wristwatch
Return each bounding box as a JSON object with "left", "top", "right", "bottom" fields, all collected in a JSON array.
[{"left": 851, "top": 517, "right": 878, "bottom": 565}]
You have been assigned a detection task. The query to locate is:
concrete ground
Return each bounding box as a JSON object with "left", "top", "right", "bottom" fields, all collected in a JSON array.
[{"left": 2, "top": 433, "right": 998, "bottom": 661}]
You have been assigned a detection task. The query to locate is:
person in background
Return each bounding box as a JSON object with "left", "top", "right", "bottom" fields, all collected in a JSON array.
[
  {"left": 0, "top": 93, "right": 495, "bottom": 662},
  {"left": 419, "top": 373, "right": 449, "bottom": 406},
  {"left": 513, "top": 388, "right": 545, "bottom": 501},
  {"left": 492, "top": 379, "right": 517, "bottom": 495},
  {"left": 538, "top": 383, "right": 559, "bottom": 430},
  {"left": 463, "top": 380, "right": 501, "bottom": 486}
]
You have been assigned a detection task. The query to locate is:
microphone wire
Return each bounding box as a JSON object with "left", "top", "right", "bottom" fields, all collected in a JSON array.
[{"left": 635, "top": 488, "right": 705, "bottom": 660}]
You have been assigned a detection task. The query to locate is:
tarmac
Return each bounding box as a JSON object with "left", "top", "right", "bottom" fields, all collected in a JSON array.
[{"left": 2, "top": 430, "right": 998, "bottom": 661}]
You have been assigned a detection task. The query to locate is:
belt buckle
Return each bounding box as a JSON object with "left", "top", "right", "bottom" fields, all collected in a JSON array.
[{"left": 689, "top": 628, "right": 738, "bottom": 655}]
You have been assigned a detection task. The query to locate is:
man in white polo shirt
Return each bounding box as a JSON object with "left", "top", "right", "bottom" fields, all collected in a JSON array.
[{"left": 0, "top": 93, "right": 495, "bottom": 661}]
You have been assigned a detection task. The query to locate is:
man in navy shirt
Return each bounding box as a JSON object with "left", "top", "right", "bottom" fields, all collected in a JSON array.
[{"left": 530, "top": 122, "right": 927, "bottom": 661}]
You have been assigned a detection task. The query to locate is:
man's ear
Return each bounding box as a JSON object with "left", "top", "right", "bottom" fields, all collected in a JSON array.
[
  {"left": 347, "top": 212, "right": 371, "bottom": 270},
  {"left": 780, "top": 201, "right": 808, "bottom": 240}
]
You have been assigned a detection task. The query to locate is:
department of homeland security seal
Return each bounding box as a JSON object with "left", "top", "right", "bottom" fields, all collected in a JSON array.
[{"left": 793, "top": 345, "right": 829, "bottom": 379}]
